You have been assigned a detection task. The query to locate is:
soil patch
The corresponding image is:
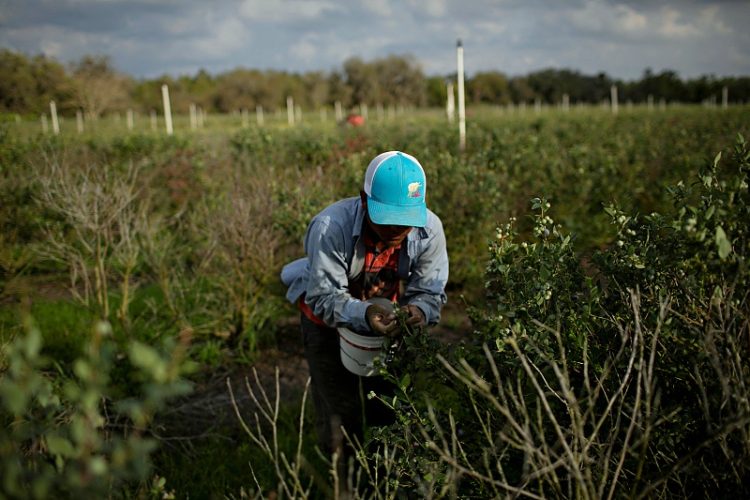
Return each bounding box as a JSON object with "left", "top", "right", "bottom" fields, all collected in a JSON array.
[{"left": 154, "top": 295, "right": 473, "bottom": 443}]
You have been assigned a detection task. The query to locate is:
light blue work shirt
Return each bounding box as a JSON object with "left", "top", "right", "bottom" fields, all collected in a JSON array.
[{"left": 280, "top": 197, "right": 449, "bottom": 333}]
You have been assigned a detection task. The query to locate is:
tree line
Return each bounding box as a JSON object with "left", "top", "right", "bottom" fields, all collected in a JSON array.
[{"left": 1, "top": 48, "right": 749, "bottom": 117}]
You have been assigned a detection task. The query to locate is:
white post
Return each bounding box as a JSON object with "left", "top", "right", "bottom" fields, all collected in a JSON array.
[
  {"left": 41, "top": 114, "right": 48, "bottom": 133},
  {"left": 150, "top": 110, "right": 157, "bottom": 131},
  {"left": 287, "top": 96, "right": 294, "bottom": 125},
  {"left": 161, "top": 84, "right": 173, "bottom": 135},
  {"left": 76, "top": 109, "right": 84, "bottom": 133},
  {"left": 535, "top": 97, "right": 542, "bottom": 114},
  {"left": 197, "top": 107, "right": 205, "bottom": 128},
  {"left": 190, "top": 103, "right": 197, "bottom": 130},
  {"left": 335, "top": 100, "right": 343, "bottom": 121},
  {"left": 456, "top": 39, "right": 466, "bottom": 151},
  {"left": 610, "top": 85, "right": 618, "bottom": 114},
  {"left": 256, "top": 105, "right": 264, "bottom": 126},
  {"left": 127, "top": 109, "right": 134, "bottom": 130},
  {"left": 50, "top": 101, "right": 60, "bottom": 135},
  {"left": 562, "top": 94, "right": 570, "bottom": 112},
  {"left": 722, "top": 86, "right": 729, "bottom": 109},
  {"left": 446, "top": 82, "right": 455, "bottom": 122}
]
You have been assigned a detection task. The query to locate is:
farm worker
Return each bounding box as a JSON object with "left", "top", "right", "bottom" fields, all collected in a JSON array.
[{"left": 280, "top": 150, "right": 449, "bottom": 458}]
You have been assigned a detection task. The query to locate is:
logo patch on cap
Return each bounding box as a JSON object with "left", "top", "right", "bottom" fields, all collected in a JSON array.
[{"left": 408, "top": 182, "right": 422, "bottom": 198}]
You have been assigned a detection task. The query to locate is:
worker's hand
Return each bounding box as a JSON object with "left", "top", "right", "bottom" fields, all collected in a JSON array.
[
  {"left": 365, "top": 304, "right": 398, "bottom": 337},
  {"left": 401, "top": 304, "right": 427, "bottom": 328}
]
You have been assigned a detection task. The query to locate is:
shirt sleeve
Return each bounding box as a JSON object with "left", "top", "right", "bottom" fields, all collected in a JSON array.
[
  {"left": 303, "top": 216, "right": 370, "bottom": 332},
  {"left": 403, "top": 215, "right": 449, "bottom": 325}
]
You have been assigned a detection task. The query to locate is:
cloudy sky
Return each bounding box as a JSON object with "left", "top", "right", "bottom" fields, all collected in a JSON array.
[{"left": 1, "top": 0, "right": 749, "bottom": 80}]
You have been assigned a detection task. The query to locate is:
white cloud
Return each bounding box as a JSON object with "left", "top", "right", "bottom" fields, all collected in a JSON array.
[
  {"left": 164, "top": 16, "right": 196, "bottom": 36},
  {"left": 290, "top": 37, "right": 318, "bottom": 63},
  {"left": 189, "top": 16, "right": 249, "bottom": 57},
  {"left": 657, "top": 7, "right": 700, "bottom": 39},
  {"left": 239, "top": 0, "right": 336, "bottom": 22},
  {"left": 364, "top": 0, "right": 392, "bottom": 17},
  {"left": 615, "top": 4, "right": 646, "bottom": 33},
  {"left": 566, "top": 1, "right": 649, "bottom": 38},
  {"left": 696, "top": 5, "right": 732, "bottom": 36},
  {"left": 406, "top": 0, "right": 446, "bottom": 18}
]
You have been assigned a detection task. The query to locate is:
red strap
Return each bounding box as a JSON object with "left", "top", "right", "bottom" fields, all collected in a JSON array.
[{"left": 298, "top": 297, "right": 328, "bottom": 327}]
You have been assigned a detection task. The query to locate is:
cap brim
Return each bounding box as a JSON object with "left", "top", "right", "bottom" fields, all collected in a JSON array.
[{"left": 367, "top": 197, "right": 427, "bottom": 227}]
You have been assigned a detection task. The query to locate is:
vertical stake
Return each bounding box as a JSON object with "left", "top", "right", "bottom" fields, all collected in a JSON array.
[
  {"left": 335, "top": 100, "right": 342, "bottom": 121},
  {"left": 456, "top": 39, "right": 466, "bottom": 151},
  {"left": 287, "top": 96, "right": 295, "bottom": 125},
  {"left": 161, "top": 84, "right": 173, "bottom": 135},
  {"left": 190, "top": 103, "right": 197, "bottom": 130},
  {"left": 50, "top": 101, "right": 60, "bottom": 135},
  {"left": 610, "top": 85, "right": 619, "bottom": 114}
]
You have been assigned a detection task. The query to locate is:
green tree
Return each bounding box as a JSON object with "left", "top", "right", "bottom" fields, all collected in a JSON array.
[
  {"left": 343, "top": 57, "right": 377, "bottom": 107},
  {"left": 468, "top": 71, "right": 511, "bottom": 104},
  {"left": 0, "top": 50, "right": 37, "bottom": 113},
  {"left": 0, "top": 50, "right": 73, "bottom": 114},
  {"left": 373, "top": 54, "right": 426, "bottom": 106}
]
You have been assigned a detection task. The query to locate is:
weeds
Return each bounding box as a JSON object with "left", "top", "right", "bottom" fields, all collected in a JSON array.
[{"left": 36, "top": 156, "right": 146, "bottom": 323}]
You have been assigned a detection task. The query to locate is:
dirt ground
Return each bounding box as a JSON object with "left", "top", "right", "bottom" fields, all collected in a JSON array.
[{"left": 155, "top": 296, "right": 473, "bottom": 441}]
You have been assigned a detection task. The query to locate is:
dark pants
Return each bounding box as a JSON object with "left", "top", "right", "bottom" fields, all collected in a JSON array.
[{"left": 301, "top": 314, "right": 395, "bottom": 458}]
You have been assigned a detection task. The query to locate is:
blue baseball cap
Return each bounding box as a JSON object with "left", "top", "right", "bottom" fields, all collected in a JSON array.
[{"left": 363, "top": 151, "right": 427, "bottom": 227}]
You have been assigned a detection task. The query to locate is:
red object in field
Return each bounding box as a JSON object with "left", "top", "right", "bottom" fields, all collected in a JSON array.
[{"left": 346, "top": 114, "right": 365, "bottom": 127}]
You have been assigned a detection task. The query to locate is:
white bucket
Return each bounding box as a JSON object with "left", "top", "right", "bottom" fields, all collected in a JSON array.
[{"left": 338, "top": 297, "right": 392, "bottom": 376}]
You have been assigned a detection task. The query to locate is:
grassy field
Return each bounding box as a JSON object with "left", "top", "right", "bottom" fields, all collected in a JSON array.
[{"left": 1, "top": 104, "right": 749, "bottom": 497}]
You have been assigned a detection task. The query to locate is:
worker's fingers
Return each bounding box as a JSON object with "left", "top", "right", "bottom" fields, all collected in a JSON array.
[
  {"left": 370, "top": 316, "right": 398, "bottom": 335},
  {"left": 405, "top": 315, "right": 422, "bottom": 326},
  {"left": 366, "top": 304, "right": 398, "bottom": 335},
  {"left": 403, "top": 305, "right": 426, "bottom": 327}
]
